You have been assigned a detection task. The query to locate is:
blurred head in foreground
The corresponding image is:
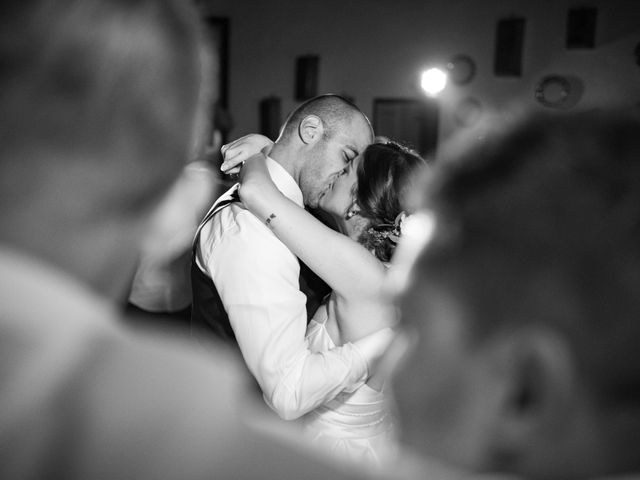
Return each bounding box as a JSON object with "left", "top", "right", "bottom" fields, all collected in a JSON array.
[
  {"left": 0, "top": 0, "right": 209, "bottom": 300},
  {"left": 391, "top": 110, "right": 640, "bottom": 479}
]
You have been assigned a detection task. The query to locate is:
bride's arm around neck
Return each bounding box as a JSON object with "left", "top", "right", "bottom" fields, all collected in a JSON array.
[{"left": 239, "top": 154, "right": 388, "bottom": 304}]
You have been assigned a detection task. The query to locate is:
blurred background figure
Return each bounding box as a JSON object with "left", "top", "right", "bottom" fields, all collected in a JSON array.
[
  {"left": 126, "top": 51, "right": 227, "bottom": 327},
  {"left": 0, "top": 0, "right": 371, "bottom": 478},
  {"left": 127, "top": 159, "right": 220, "bottom": 326},
  {"left": 127, "top": 79, "right": 237, "bottom": 329},
  {"left": 389, "top": 109, "right": 640, "bottom": 479}
]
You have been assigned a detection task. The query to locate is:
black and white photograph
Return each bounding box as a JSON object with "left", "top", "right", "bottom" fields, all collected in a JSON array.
[{"left": 1, "top": 0, "right": 640, "bottom": 479}]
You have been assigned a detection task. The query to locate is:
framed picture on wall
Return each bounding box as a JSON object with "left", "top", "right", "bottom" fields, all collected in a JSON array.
[
  {"left": 373, "top": 98, "right": 439, "bottom": 157},
  {"left": 494, "top": 17, "right": 525, "bottom": 77}
]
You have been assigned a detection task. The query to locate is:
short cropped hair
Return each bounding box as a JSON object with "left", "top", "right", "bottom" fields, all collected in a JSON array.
[
  {"left": 416, "top": 110, "right": 640, "bottom": 408},
  {"left": 0, "top": 0, "right": 207, "bottom": 215},
  {"left": 278, "top": 94, "right": 370, "bottom": 143}
]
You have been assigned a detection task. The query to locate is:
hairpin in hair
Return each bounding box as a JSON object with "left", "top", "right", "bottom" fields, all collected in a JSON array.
[{"left": 367, "top": 211, "right": 409, "bottom": 245}]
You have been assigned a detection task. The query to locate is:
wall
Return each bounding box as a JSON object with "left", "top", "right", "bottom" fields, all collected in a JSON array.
[{"left": 197, "top": 0, "right": 640, "bottom": 146}]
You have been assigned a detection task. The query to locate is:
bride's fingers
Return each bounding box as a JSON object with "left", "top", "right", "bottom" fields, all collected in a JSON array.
[
  {"left": 222, "top": 144, "right": 263, "bottom": 169},
  {"left": 224, "top": 164, "right": 242, "bottom": 175},
  {"left": 221, "top": 160, "right": 240, "bottom": 173},
  {"left": 221, "top": 149, "right": 245, "bottom": 171},
  {"left": 220, "top": 140, "right": 241, "bottom": 156},
  {"left": 221, "top": 134, "right": 257, "bottom": 154},
  {"left": 221, "top": 160, "right": 244, "bottom": 174},
  {"left": 221, "top": 144, "right": 242, "bottom": 161},
  {"left": 220, "top": 140, "right": 244, "bottom": 160}
]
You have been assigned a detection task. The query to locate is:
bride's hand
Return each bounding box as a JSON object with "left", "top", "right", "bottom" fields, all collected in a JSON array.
[
  {"left": 220, "top": 134, "right": 274, "bottom": 175},
  {"left": 237, "top": 151, "right": 276, "bottom": 210}
]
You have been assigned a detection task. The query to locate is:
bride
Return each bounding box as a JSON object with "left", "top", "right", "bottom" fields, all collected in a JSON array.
[{"left": 221, "top": 134, "right": 427, "bottom": 468}]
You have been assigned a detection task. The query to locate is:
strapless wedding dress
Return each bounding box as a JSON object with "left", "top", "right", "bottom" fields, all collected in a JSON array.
[{"left": 303, "top": 314, "right": 396, "bottom": 468}]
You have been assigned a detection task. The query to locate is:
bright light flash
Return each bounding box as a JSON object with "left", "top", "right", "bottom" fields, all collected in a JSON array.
[{"left": 420, "top": 68, "right": 448, "bottom": 96}]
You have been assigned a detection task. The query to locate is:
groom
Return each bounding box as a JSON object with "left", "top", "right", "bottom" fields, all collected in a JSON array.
[{"left": 192, "top": 95, "right": 393, "bottom": 420}]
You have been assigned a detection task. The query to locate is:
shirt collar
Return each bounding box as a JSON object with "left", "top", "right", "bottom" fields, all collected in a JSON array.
[{"left": 265, "top": 156, "right": 304, "bottom": 207}]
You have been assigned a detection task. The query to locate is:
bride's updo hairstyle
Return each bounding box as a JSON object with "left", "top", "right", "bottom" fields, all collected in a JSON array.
[{"left": 355, "top": 141, "right": 428, "bottom": 262}]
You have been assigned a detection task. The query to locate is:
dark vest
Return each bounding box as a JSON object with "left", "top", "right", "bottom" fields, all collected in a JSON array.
[{"left": 190, "top": 192, "right": 330, "bottom": 346}]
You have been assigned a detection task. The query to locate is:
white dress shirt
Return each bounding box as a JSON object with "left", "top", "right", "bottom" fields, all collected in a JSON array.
[{"left": 196, "top": 157, "right": 394, "bottom": 420}]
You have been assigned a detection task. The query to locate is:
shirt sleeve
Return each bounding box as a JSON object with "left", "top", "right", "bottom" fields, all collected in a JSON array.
[{"left": 200, "top": 206, "right": 390, "bottom": 420}]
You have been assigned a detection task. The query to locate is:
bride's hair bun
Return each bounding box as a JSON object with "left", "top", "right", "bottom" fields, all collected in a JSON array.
[{"left": 355, "top": 142, "right": 427, "bottom": 262}]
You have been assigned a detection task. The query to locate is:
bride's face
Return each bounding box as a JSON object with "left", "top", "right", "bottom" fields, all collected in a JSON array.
[{"left": 317, "top": 153, "right": 362, "bottom": 219}]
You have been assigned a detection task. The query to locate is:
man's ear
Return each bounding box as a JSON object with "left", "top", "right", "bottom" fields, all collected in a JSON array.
[
  {"left": 486, "top": 327, "right": 576, "bottom": 471},
  {"left": 298, "top": 115, "right": 324, "bottom": 145}
]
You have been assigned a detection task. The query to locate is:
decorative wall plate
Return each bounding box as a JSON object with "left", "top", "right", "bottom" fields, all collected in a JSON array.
[
  {"left": 453, "top": 96, "right": 483, "bottom": 127},
  {"left": 534, "top": 74, "right": 583, "bottom": 109},
  {"left": 446, "top": 55, "right": 476, "bottom": 85}
]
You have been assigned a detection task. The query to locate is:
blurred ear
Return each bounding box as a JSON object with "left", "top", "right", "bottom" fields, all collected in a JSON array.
[
  {"left": 486, "top": 327, "right": 576, "bottom": 470},
  {"left": 298, "top": 115, "right": 324, "bottom": 145}
]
